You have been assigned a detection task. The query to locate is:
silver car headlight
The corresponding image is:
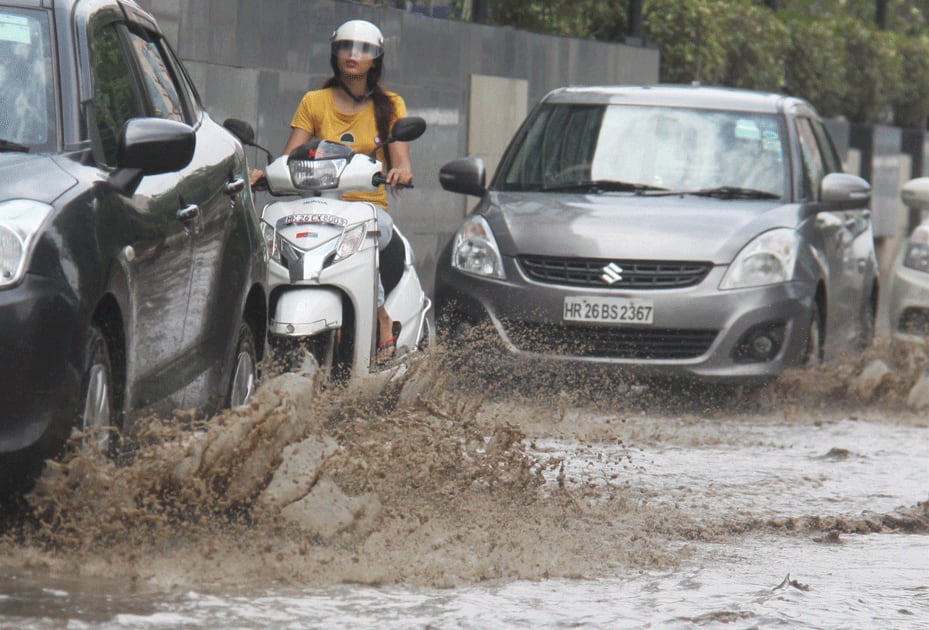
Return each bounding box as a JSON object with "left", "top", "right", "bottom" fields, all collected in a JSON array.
[
  {"left": 902, "top": 224, "right": 929, "bottom": 273},
  {"left": 0, "top": 200, "right": 53, "bottom": 288},
  {"left": 720, "top": 228, "right": 799, "bottom": 290},
  {"left": 334, "top": 223, "right": 367, "bottom": 261},
  {"left": 451, "top": 214, "right": 505, "bottom": 279}
]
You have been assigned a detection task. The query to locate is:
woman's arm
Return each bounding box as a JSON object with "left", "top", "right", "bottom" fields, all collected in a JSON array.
[
  {"left": 283, "top": 127, "right": 313, "bottom": 156},
  {"left": 386, "top": 141, "right": 413, "bottom": 187}
]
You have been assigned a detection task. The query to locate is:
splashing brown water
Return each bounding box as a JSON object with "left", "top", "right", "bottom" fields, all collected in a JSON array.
[{"left": 1, "top": 332, "right": 926, "bottom": 590}]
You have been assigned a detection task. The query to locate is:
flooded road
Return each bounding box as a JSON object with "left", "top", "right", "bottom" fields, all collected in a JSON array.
[{"left": 0, "top": 340, "right": 927, "bottom": 628}]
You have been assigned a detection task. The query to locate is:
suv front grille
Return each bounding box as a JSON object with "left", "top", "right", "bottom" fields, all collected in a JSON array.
[
  {"left": 506, "top": 322, "right": 717, "bottom": 360},
  {"left": 518, "top": 255, "right": 712, "bottom": 289}
]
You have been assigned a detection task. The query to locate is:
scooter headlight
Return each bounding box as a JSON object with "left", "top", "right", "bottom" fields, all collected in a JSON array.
[
  {"left": 289, "top": 158, "right": 348, "bottom": 190},
  {"left": 261, "top": 220, "right": 280, "bottom": 261},
  {"left": 334, "top": 223, "right": 367, "bottom": 261}
]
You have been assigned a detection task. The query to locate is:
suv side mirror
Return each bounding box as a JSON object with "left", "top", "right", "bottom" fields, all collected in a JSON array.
[
  {"left": 439, "top": 157, "right": 486, "bottom": 197},
  {"left": 109, "top": 118, "right": 196, "bottom": 196}
]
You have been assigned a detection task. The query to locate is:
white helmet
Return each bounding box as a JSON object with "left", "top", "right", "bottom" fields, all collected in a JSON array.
[{"left": 331, "top": 19, "right": 384, "bottom": 59}]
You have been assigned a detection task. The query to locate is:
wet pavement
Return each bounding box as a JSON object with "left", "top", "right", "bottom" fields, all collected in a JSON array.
[{"left": 0, "top": 341, "right": 926, "bottom": 628}]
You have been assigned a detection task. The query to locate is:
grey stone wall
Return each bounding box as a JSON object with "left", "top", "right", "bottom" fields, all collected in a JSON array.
[{"left": 136, "top": 0, "right": 661, "bottom": 293}]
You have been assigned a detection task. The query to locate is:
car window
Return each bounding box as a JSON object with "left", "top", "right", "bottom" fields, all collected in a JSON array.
[
  {"left": 124, "top": 27, "right": 186, "bottom": 123},
  {"left": 0, "top": 8, "right": 55, "bottom": 149},
  {"left": 810, "top": 119, "right": 842, "bottom": 174},
  {"left": 498, "top": 103, "right": 786, "bottom": 196},
  {"left": 89, "top": 23, "right": 144, "bottom": 166},
  {"left": 795, "top": 118, "right": 826, "bottom": 200}
]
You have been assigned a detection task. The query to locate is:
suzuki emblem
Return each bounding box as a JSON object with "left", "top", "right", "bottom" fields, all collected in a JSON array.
[{"left": 601, "top": 262, "right": 623, "bottom": 285}]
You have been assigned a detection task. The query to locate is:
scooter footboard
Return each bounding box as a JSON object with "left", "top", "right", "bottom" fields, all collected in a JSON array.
[{"left": 271, "top": 288, "right": 343, "bottom": 337}]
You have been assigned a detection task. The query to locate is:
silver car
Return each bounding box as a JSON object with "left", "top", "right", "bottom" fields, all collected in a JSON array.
[
  {"left": 435, "top": 85, "right": 879, "bottom": 383},
  {"left": 887, "top": 178, "right": 929, "bottom": 348}
]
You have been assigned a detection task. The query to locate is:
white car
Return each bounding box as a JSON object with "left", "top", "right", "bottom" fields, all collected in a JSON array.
[{"left": 887, "top": 177, "right": 929, "bottom": 347}]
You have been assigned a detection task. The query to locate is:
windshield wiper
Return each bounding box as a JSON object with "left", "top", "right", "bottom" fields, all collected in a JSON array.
[
  {"left": 541, "top": 180, "right": 667, "bottom": 194},
  {"left": 684, "top": 186, "right": 780, "bottom": 200},
  {"left": 0, "top": 138, "right": 30, "bottom": 153}
]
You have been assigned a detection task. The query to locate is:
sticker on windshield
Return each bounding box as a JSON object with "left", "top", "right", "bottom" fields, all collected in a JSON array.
[
  {"left": 0, "top": 14, "right": 31, "bottom": 44},
  {"left": 734, "top": 119, "right": 761, "bottom": 140}
]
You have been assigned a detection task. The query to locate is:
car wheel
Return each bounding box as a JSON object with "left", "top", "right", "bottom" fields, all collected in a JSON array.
[
  {"left": 801, "top": 301, "right": 824, "bottom": 366},
  {"left": 79, "top": 325, "right": 117, "bottom": 455},
  {"left": 856, "top": 292, "right": 877, "bottom": 350},
  {"left": 227, "top": 321, "right": 258, "bottom": 407}
]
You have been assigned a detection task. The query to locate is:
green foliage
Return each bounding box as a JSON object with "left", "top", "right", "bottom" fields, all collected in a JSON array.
[
  {"left": 489, "top": 0, "right": 628, "bottom": 41},
  {"left": 890, "top": 34, "right": 929, "bottom": 128},
  {"left": 411, "top": 0, "right": 929, "bottom": 127}
]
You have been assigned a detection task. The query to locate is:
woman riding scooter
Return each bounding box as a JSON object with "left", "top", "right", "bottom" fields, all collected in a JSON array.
[{"left": 251, "top": 18, "right": 413, "bottom": 363}]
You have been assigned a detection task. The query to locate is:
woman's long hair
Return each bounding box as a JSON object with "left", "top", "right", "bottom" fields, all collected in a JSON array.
[{"left": 323, "top": 55, "right": 396, "bottom": 170}]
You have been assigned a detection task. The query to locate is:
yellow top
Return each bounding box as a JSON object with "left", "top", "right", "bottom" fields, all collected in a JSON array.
[{"left": 290, "top": 87, "right": 407, "bottom": 208}]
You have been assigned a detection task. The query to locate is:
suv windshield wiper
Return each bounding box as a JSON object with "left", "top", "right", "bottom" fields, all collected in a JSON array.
[
  {"left": 541, "top": 180, "right": 667, "bottom": 194},
  {"left": 683, "top": 186, "right": 780, "bottom": 200},
  {"left": 0, "top": 138, "right": 30, "bottom": 153}
]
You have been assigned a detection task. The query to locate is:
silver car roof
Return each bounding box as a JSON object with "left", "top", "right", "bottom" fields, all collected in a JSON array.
[{"left": 542, "top": 85, "right": 815, "bottom": 117}]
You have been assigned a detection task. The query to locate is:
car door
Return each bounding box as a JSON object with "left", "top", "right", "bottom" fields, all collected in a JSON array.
[
  {"left": 120, "top": 23, "right": 250, "bottom": 411},
  {"left": 85, "top": 16, "right": 194, "bottom": 412},
  {"left": 795, "top": 117, "right": 859, "bottom": 349}
]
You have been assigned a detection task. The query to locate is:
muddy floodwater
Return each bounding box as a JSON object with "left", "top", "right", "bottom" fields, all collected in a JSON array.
[{"left": 0, "top": 339, "right": 927, "bottom": 629}]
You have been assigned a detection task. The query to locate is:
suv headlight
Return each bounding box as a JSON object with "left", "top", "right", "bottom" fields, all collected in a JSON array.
[
  {"left": 0, "top": 200, "right": 53, "bottom": 288},
  {"left": 902, "top": 224, "right": 929, "bottom": 273},
  {"left": 720, "top": 228, "right": 799, "bottom": 290},
  {"left": 451, "top": 214, "right": 505, "bottom": 279}
]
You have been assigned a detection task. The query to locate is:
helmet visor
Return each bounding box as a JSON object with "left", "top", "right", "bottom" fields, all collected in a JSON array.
[{"left": 332, "top": 40, "right": 383, "bottom": 60}]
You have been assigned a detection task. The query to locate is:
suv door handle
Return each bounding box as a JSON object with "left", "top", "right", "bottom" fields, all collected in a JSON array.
[
  {"left": 225, "top": 178, "right": 246, "bottom": 195},
  {"left": 177, "top": 204, "right": 200, "bottom": 222}
]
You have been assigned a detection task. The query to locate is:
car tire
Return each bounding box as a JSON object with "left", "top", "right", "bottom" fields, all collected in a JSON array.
[
  {"left": 801, "top": 301, "right": 824, "bottom": 366},
  {"left": 227, "top": 321, "right": 258, "bottom": 408},
  {"left": 856, "top": 291, "right": 877, "bottom": 350},
  {"left": 79, "top": 325, "right": 117, "bottom": 456}
]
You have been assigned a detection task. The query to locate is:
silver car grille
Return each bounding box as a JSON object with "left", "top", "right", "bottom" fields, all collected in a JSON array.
[
  {"left": 507, "top": 323, "right": 717, "bottom": 360},
  {"left": 518, "top": 256, "right": 711, "bottom": 289}
]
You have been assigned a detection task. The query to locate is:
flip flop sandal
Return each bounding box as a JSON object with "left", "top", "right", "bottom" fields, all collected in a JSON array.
[{"left": 376, "top": 335, "right": 398, "bottom": 365}]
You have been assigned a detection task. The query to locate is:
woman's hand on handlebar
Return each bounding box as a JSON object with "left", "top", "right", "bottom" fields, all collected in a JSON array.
[
  {"left": 249, "top": 168, "right": 268, "bottom": 192},
  {"left": 386, "top": 166, "right": 413, "bottom": 189}
]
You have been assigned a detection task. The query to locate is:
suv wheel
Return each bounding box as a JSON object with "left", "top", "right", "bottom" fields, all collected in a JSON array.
[{"left": 80, "top": 325, "right": 116, "bottom": 455}]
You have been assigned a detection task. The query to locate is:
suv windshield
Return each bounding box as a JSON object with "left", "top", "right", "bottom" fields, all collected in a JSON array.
[
  {"left": 497, "top": 103, "right": 787, "bottom": 198},
  {"left": 0, "top": 8, "right": 56, "bottom": 151}
]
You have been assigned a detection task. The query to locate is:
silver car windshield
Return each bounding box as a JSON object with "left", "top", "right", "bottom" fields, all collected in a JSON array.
[
  {"left": 0, "top": 8, "right": 55, "bottom": 150},
  {"left": 498, "top": 103, "right": 787, "bottom": 198}
]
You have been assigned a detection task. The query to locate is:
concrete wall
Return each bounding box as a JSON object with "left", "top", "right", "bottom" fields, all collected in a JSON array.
[{"left": 136, "top": 0, "right": 661, "bottom": 293}]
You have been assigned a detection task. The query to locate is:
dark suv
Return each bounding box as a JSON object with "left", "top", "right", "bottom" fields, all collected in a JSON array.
[{"left": 0, "top": 0, "right": 267, "bottom": 486}]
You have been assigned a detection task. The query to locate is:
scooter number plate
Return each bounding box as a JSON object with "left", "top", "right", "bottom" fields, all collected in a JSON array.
[{"left": 283, "top": 213, "right": 347, "bottom": 227}]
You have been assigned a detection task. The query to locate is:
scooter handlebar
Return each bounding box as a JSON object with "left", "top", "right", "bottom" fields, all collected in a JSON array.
[{"left": 372, "top": 172, "right": 414, "bottom": 189}]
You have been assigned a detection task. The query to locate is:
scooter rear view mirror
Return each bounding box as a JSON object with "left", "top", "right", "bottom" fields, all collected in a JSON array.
[{"left": 389, "top": 117, "right": 427, "bottom": 143}]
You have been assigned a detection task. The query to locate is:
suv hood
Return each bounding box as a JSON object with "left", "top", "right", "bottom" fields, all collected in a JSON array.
[
  {"left": 0, "top": 153, "right": 77, "bottom": 204},
  {"left": 484, "top": 191, "right": 801, "bottom": 264}
]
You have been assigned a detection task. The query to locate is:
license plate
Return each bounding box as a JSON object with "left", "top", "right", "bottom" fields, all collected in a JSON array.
[{"left": 563, "top": 296, "right": 654, "bottom": 325}]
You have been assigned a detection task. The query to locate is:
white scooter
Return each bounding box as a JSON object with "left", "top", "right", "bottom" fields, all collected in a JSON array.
[{"left": 224, "top": 117, "right": 433, "bottom": 382}]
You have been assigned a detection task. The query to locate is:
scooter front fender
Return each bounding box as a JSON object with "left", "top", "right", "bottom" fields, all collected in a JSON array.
[{"left": 271, "top": 287, "right": 342, "bottom": 337}]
